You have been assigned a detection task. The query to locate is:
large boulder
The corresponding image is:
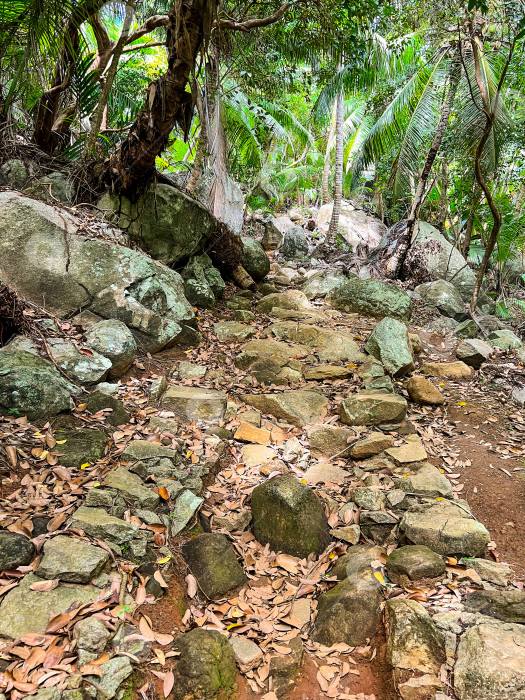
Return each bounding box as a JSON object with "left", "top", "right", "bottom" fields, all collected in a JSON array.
[
  {"left": 414, "top": 279, "right": 468, "bottom": 321},
  {"left": 261, "top": 216, "right": 293, "bottom": 250},
  {"left": 0, "top": 349, "right": 77, "bottom": 420},
  {"left": 267, "top": 322, "right": 366, "bottom": 363},
  {"left": 317, "top": 201, "right": 386, "bottom": 251},
  {"left": 182, "top": 254, "right": 225, "bottom": 308},
  {"left": 403, "top": 221, "right": 493, "bottom": 311},
  {"left": 241, "top": 238, "right": 270, "bottom": 280},
  {"left": 98, "top": 183, "right": 215, "bottom": 266},
  {"left": 0, "top": 191, "right": 196, "bottom": 352},
  {"left": 251, "top": 475, "right": 330, "bottom": 558},
  {"left": 24, "top": 171, "right": 73, "bottom": 205},
  {"left": 365, "top": 317, "right": 415, "bottom": 377},
  {"left": 454, "top": 623, "right": 525, "bottom": 700},
  {"left": 302, "top": 270, "right": 346, "bottom": 299},
  {"left": 339, "top": 392, "right": 407, "bottom": 426},
  {"left": 280, "top": 226, "right": 309, "bottom": 260},
  {"left": 456, "top": 338, "right": 493, "bottom": 369},
  {"left": 240, "top": 389, "right": 328, "bottom": 427},
  {"left": 328, "top": 277, "right": 412, "bottom": 321}
]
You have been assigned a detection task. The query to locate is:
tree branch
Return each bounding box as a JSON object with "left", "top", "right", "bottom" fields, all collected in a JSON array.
[
  {"left": 126, "top": 14, "right": 169, "bottom": 44},
  {"left": 219, "top": 2, "right": 289, "bottom": 32}
]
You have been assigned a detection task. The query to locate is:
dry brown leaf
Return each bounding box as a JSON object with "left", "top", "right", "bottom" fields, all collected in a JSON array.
[
  {"left": 29, "top": 580, "right": 59, "bottom": 592},
  {"left": 185, "top": 574, "right": 198, "bottom": 598},
  {"left": 163, "top": 670, "right": 175, "bottom": 698}
]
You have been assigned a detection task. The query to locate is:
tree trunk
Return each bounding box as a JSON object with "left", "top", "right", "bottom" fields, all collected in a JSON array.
[
  {"left": 323, "top": 75, "right": 344, "bottom": 249},
  {"left": 514, "top": 180, "right": 525, "bottom": 214},
  {"left": 186, "top": 80, "right": 207, "bottom": 193},
  {"left": 107, "top": 0, "right": 215, "bottom": 198},
  {"left": 83, "top": 0, "right": 135, "bottom": 159},
  {"left": 321, "top": 106, "right": 337, "bottom": 203},
  {"left": 386, "top": 51, "right": 461, "bottom": 277},
  {"left": 435, "top": 162, "right": 448, "bottom": 233},
  {"left": 33, "top": 0, "right": 105, "bottom": 153},
  {"left": 460, "top": 187, "right": 481, "bottom": 258}
]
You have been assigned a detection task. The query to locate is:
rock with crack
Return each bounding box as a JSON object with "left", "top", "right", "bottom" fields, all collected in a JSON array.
[
  {"left": 171, "top": 628, "right": 237, "bottom": 700},
  {"left": 399, "top": 500, "right": 490, "bottom": 556},
  {"left": 365, "top": 317, "right": 415, "bottom": 377},
  {"left": 0, "top": 532, "right": 34, "bottom": 570},
  {"left": 328, "top": 277, "right": 412, "bottom": 321},
  {"left": 0, "top": 573, "right": 99, "bottom": 638},
  {"left": 251, "top": 475, "right": 330, "bottom": 558},
  {"left": 0, "top": 191, "right": 197, "bottom": 352},
  {"left": 36, "top": 535, "right": 109, "bottom": 583},
  {"left": 161, "top": 386, "right": 227, "bottom": 424},
  {"left": 311, "top": 562, "right": 382, "bottom": 646},
  {"left": 339, "top": 392, "right": 407, "bottom": 426},
  {"left": 456, "top": 338, "right": 493, "bottom": 368},
  {"left": 406, "top": 376, "right": 444, "bottom": 406},
  {"left": 269, "top": 637, "right": 304, "bottom": 697},
  {"left": 241, "top": 389, "right": 328, "bottom": 428},
  {"left": 183, "top": 534, "right": 247, "bottom": 599},
  {"left": 103, "top": 466, "right": 160, "bottom": 509},
  {"left": 454, "top": 622, "right": 525, "bottom": 700},
  {"left": 0, "top": 349, "right": 78, "bottom": 420},
  {"left": 385, "top": 598, "right": 445, "bottom": 698},
  {"left": 85, "top": 319, "right": 137, "bottom": 378},
  {"left": 386, "top": 545, "right": 446, "bottom": 585}
]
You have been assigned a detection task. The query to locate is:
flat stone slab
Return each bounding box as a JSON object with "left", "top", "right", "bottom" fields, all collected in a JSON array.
[
  {"left": 213, "top": 321, "right": 256, "bottom": 342},
  {"left": 121, "top": 439, "right": 179, "bottom": 462},
  {"left": 0, "top": 573, "right": 99, "bottom": 639},
  {"left": 0, "top": 532, "right": 34, "bottom": 570},
  {"left": 240, "top": 389, "right": 328, "bottom": 428},
  {"left": 161, "top": 386, "right": 227, "bottom": 424},
  {"left": 182, "top": 533, "right": 247, "bottom": 599},
  {"left": 103, "top": 466, "right": 159, "bottom": 509},
  {"left": 304, "top": 463, "right": 349, "bottom": 485},
  {"left": 385, "top": 439, "right": 427, "bottom": 466},
  {"left": 400, "top": 501, "right": 490, "bottom": 557},
  {"left": 339, "top": 392, "right": 407, "bottom": 426},
  {"left": 421, "top": 361, "right": 474, "bottom": 381},
  {"left": 386, "top": 545, "right": 446, "bottom": 584},
  {"left": 70, "top": 506, "right": 138, "bottom": 545},
  {"left": 241, "top": 444, "right": 276, "bottom": 467},
  {"left": 349, "top": 432, "right": 395, "bottom": 459},
  {"left": 267, "top": 322, "right": 367, "bottom": 363},
  {"left": 396, "top": 464, "right": 453, "bottom": 498},
  {"left": 170, "top": 490, "right": 204, "bottom": 535},
  {"left": 304, "top": 365, "right": 353, "bottom": 380},
  {"left": 36, "top": 535, "right": 109, "bottom": 583},
  {"left": 55, "top": 428, "right": 109, "bottom": 468}
]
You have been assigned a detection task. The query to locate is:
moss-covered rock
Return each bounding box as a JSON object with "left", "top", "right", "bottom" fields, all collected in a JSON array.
[
  {"left": 54, "top": 428, "right": 108, "bottom": 468},
  {"left": 328, "top": 277, "right": 412, "bottom": 321},
  {"left": 182, "top": 534, "right": 246, "bottom": 600},
  {"left": 385, "top": 599, "right": 445, "bottom": 674},
  {"left": 462, "top": 589, "right": 525, "bottom": 624},
  {"left": 171, "top": 629, "right": 237, "bottom": 700},
  {"left": 251, "top": 475, "right": 330, "bottom": 558},
  {"left": 86, "top": 390, "right": 130, "bottom": 427},
  {"left": 241, "top": 237, "right": 270, "bottom": 280},
  {"left": 365, "top": 317, "right": 415, "bottom": 377},
  {"left": 386, "top": 545, "right": 446, "bottom": 584}
]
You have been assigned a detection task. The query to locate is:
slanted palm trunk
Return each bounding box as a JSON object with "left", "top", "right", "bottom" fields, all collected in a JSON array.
[
  {"left": 107, "top": 0, "right": 215, "bottom": 198},
  {"left": 324, "top": 77, "right": 344, "bottom": 248},
  {"left": 321, "top": 105, "right": 337, "bottom": 204},
  {"left": 386, "top": 51, "right": 461, "bottom": 278}
]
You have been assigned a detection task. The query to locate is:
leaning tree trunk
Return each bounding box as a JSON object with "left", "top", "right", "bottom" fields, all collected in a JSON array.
[
  {"left": 107, "top": 0, "right": 215, "bottom": 198},
  {"left": 386, "top": 51, "right": 461, "bottom": 278},
  {"left": 324, "top": 75, "right": 344, "bottom": 249}
]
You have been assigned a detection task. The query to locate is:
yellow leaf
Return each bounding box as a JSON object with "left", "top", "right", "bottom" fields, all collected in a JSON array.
[
  {"left": 458, "top": 402, "right": 467, "bottom": 406},
  {"left": 80, "top": 463, "right": 91, "bottom": 469},
  {"left": 301, "top": 478, "right": 307, "bottom": 483},
  {"left": 77, "top": 403, "right": 87, "bottom": 411},
  {"left": 328, "top": 552, "right": 336, "bottom": 559},
  {"left": 226, "top": 623, "right": 243, "bottom": 631},
  {"left": 374, "top": 571, "right": 386, "bottom": 584},
  {"left": 93, "top": 482, "right": 100, "bottom": 487},
  {"left": 157, "top": 555, "right": 171, "bottom": 564},
  {"left": 186, "top": 451, "right": 192, "bottom": 459},
  {"left": 56, "top": 439, "right": 67, "bottom": 445},
  {"left": 435, "top": 497, "right": 444, "bottom": 501},
  {"left": 39, "top": 450, "right": 49, "bottom": 460}
]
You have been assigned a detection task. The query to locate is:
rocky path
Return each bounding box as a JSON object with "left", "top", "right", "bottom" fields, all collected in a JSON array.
[{"left": 1, "top": 271, "right": 525, "bottom": 700}]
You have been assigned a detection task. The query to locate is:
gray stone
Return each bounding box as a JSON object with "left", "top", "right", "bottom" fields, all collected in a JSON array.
[
  {"left": 74, "top": 616, "right": 110, "bottom": 653},
  {"left": 88, "top": 656, "right": 133, "bottom": 699},
  {"left": 242, "top": 237, "right": 270, "bottom": 280},
  {"left": 488, "top": 329, "right": 522, "bottom": 349},
  {"left": 70, "top": 506, "right": 138, "bottom": 545},
  {"left": 302, "top": 270, "right": 346, "bottom": 299},
  {"left": 415, "top": 279, "right": 468, "bottom": 321},
  {"left": 400, "top": 500, "right": 490, "bottom": 556},
  {"left": 183, "top": 533, "right": 247, "bottom": 599},
  {"left": 36, "top": 536, "right": 109, "bottom": 583},
  {"left": 0, "top": 159, "right": 36, "bottom": 189},
  {"left": 241, "top": 389, "right": 328, "bottom": 428},
  {"left": 330, "top": 525, "right": 361, "bottom": 545},
  {"left": 99, "top": 184, "right": 215, "bottom": 266},
  {"left": 0, "top": 191, "right": 196, "bottom": 353},
  {"left": 269, "top": 637, "right": 304, "bottom": 696},
  {"left": 0, "top": 532, "right": 34, "bottom": 570},
  {"left": 171, "top": 490, "right": 204, "bottom": 535},
  {"left": 262, "top": 217, "right": 288, "bottom": 250},
  {"left": 339, "top": 392, "right": 407, "bottom": 426},
  {"left": 103, "top": 466, "right": 159, "bottom": 509},
  {"left": 86, "top": 391, "right": 129, "bottom": 427},
  {"left": 365, "top": 317, "right": 415, "bottom": 377},
  {"left": 267, "top": 322, "right": 366, "bottom": 363},
  {"left": 281, "top": 226, "right": 309, "bottom": 260},
  {"left": 329, "top": 277, "right": 412, "bottom": 321},
  {"left": 161, "top": 386, "right": 227, "bottom": 424},
  {"left": 462, "top": 589, "right": 525, "bottom": 624},
  {"left": 45, "top": 339, "right": 112, "bottom": 384},
  {"left": 24, "top": 171, "right": 73, "bottom": 204},
  {"left": 171, "top": 628, "right": 237, "bottom": 700},
  {"left": 176, "top": 361, "right": 207, "bottom": 380},
  {"left": 54, "top": 429, "right": 108, "bottom": 468},
  {"left": 330, "top": 544, "right": 387, "bottom": 581},
  {"left": 85, "top": 320, "right": 137, "bottom": 377},
  {"left": 396, "top": 464, "right": 453, "bottom": 498},
  {"left": 386, "top": 545, "right": 446, "bottom": 584},
  {"left": 182, "top": 254, "right": 225, "bottom": 309},
  {"left": 456, "top": 338, "right": 493, "bottom": 368},
  {"left": 112, "top": 623, "right": 152, "bottom": 661},
  {"left": 462, "top": 558, "right": 513, "bottom": 586},
  {"left": 454, "top": 622, "right": 525, "bottom": 700},
  {"left": 385, "top": 598, "right": 445, "bottom": 674},
  {"left": 307, "top": 425, "right": 356, "bottom": 457},
  {"left": 121, "top": 440, "right": 179, "bottom": 462},
  {"left": 252, "top": 475, "right": 330, "bottom": 558},
  {"left": 349, "top": 432, "right": 395, "bottom": 459},
  {"left": 213, "top": 321, "right": 255, "bottom": 342},
  {"left": 257, "top": 290, "right": 311, "bottom": 314},
  {"left": 229, "top": 636, "right": 263, "bottom": 672},
  {"left": 149, "top": 376, "right": 168, "bottom": 401},
  {"left": 0, "top": 573, "right": 98, "bottom": 638},
  {"left": 0, "top": 349, "right": 77, "bottom": 420},
  {"left": 455, "top": 320, "right": 480, "bottom": 339},
  {"left": 351, "top": 487, "right": 385, "bottom": 511}
]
